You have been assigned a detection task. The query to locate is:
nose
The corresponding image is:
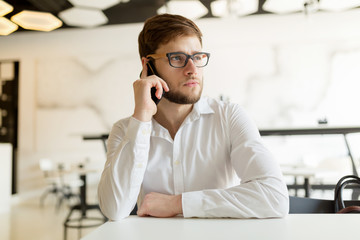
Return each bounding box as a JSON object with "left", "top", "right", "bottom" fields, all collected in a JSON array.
[{"left": 183, "top": 58, "right": 198, "bottom": 76}]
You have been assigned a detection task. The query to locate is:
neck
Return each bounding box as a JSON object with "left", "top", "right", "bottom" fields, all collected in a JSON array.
[{"left": 154, "top": 99, "right": 194, "bottom": 139}]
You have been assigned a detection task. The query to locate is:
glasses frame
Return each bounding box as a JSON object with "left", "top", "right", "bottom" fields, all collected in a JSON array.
[{"left": 146, "top": 52, "right": 210, "bottom": 68}]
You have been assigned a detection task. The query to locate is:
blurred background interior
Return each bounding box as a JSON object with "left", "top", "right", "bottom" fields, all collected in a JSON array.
[{"left": 1, "top": 0, "right": 360, "bottom": 239}]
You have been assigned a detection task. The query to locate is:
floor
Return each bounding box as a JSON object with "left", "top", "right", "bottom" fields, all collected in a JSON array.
[{"left": 0, "top": 187, "right": 104, "bottom": 240}]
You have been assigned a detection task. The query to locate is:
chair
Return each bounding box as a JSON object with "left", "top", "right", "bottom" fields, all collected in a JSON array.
[
  {"left": 57, "top": 162, "right": 83, "bottom": 209},
  {"left": 39, "top": 158, "right": 62, "bottom": 207},
  {"left": 63, "top": 166, "right": 106, "bottom": 240},
  {"left": 39, "top": 158, "right": 82, "bottom": 210},
  {"left": 289, "top": 196, "right": 360, "bottom": 213}
]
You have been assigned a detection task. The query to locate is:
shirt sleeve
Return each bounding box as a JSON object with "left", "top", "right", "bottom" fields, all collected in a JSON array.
[
  {"left": 98, "top": 117, "right": 152, "bottom": 220},
  {"left": 182, "top": 105, "right": 289, "bottom": 218}
]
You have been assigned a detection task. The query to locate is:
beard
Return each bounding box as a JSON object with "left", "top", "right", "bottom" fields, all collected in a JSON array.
[{"left": 163, "top": 78, "right": 203, "bottom": 105}]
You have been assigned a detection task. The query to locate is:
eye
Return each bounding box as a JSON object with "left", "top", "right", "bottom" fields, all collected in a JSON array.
[
  {"left": 193, "top": 55, "right": 202, "bottom": 61},
  {"left": 170, "top": 54, "right": 185, "bottom": 62}
]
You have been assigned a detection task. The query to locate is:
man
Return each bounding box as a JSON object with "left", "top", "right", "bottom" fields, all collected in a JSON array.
[{"left": 98, "top": 14, "right": 289, "bottom": 220}]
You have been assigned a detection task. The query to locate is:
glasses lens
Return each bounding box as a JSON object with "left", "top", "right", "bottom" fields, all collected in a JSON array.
[
  {"left": 169, "top": 53, "right": 187, "bottom": 68},
  {"left": 168, "top": 52, "right": 209, "bottom": 68},
  {"left": 193, "top": 53, "right": 209, "bottom": 67}
]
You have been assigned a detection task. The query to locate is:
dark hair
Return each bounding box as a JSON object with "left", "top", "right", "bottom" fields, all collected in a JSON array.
[{"left": 138, "top": 14, "right": 203, "bottom": 58}]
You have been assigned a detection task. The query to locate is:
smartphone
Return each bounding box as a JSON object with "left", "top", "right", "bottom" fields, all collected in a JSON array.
[{"left": 147, "top": 61, "right": 163, "bottom": 105}]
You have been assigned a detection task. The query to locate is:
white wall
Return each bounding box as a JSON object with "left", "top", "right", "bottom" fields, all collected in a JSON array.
[
  {"left": 1, "top": 9, "right": 360, "bottom": 196},
  {"left": 0, "top": 143, "right": 12, "bottom": 212}
]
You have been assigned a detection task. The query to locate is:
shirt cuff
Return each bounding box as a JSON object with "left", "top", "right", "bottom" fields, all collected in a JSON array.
[
  {"left": 182, "top": 191, "right": 205, "bottom": 218},
  {"left": 125, "top": 117, "right": 152, "bottom": 144}
]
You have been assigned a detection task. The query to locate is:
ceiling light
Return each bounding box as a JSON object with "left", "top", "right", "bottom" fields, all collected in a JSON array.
[
  {"left": 0, "top": 0, "right": 13, "bottom": 17},
  {"left": 262, "top": 0, "right": 304, "bottom": 14},
  {"left": 68, "top": 0, "right": 121, "bottom": 10},
  {"left": 157, "top": 0, "right": 208, "bottom": 20},
  {"left": 211, "top": 0, "right": 258, "bottom": 17},
  {"left": 59, "top": 7, "right": 108, "bottom": 28},
  {"left": 0, "top": 17, "right": 18, "bottom": 35},
  {"left": 11, "top": 10, "right": 62, "bottom": 31},
  {"left": 211, "top": 0, "right": 228, "bottom": 17},
  {"left": 319, "top": 0, "right": 360, "bottom": 12}
]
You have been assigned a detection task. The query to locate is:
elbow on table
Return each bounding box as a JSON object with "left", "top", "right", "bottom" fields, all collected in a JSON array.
[
  {"left": 271, "top": 193, "right": 289, "bottom": 218},
  {"left": 262, "top": 177, "right": 290, "bottom": 218},
  {"left": 98, "top": 197, "right": 132, "bottom": 221}
]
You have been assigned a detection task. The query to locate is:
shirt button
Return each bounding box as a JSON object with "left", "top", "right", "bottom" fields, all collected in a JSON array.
[
  {"left": 174, "top": 160, "right": 180, "bottom": 165},
  {"left": 141, "top": 128, "right": 150, "bottom": 135},
  {"left": 136, "top": 163, "right": 143, "bottom": 168}
]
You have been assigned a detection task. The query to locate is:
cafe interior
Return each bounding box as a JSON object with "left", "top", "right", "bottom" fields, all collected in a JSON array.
[{"left": 1, "top": 0, "right": 360, "bottom": 239}]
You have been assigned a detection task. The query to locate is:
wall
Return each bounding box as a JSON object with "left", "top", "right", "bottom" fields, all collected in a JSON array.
[
  {"left": 0, "top": 143, "right": 12, "bottom": 212},
  {"left": 1, "top": 9, "right": 360, "bottom": 197}
]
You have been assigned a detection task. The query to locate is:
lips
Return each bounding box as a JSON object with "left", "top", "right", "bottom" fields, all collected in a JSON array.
[{"left": 184, "top": 80, "right": 199, "bottom": 87}]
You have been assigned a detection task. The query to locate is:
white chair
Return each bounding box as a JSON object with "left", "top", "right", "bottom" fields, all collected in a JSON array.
[
  {"left": 39, "top": 158, "right": 62, "bottom": 207},
  {"left": 57, "top": 162, "right": 84, "bottom": 209},
  {"left": 39, "top": 158, "right": 83, "bottom": 210}
]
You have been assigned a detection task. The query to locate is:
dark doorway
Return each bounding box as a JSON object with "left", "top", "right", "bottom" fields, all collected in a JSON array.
[{"left": 0, "top": 60, "right": 19, "bottom": 194}]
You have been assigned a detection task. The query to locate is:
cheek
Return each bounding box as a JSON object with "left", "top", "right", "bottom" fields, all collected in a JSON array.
[{"left": 159, "top": 69, "right": 181, "bottom": 83}]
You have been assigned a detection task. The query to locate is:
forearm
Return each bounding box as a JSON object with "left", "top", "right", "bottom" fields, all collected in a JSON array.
[
  {"left": 182, "top": 176, "right": 289, "bottom": 218},
  {"left": 98, "top": 151, "right": 145, "bottom": 220},
  {"left": 98, "top": 118, "right": 152, "bottom": 220}
]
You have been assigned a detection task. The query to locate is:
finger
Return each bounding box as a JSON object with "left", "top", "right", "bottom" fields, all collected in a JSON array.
[
  {"left": 154, "top": 80, "right": 163, "bottom": 99},
  {"left": 137, "top": 210, "right": 145, "bottom": 217},
  {"left": 160, "top": 79, "right": 170, "bottom": 92},
  {"left": 149, "top": 78, "right": 168, "bottom": 99},
  {"left": 136, "top": 205, "right": 144, "bottom": 216},
  {"left": 137, "top": 205, "right": 149, "bottom": 217}
]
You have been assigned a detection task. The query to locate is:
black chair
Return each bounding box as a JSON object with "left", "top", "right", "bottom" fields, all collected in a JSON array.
[
  {"left": 130, "top": 204, "right": 138, "bottom": 215},
  {"left": 63, "top": 173, "right": 106, "bottom": 240},
  {"left": 289, "top": 196, "right": 360, "bottom": 213},
  {"left": 289, "top": 196, "right": 334, "bottom": 213}
]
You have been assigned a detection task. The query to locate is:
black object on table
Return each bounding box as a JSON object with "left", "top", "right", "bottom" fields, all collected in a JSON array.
[{"left": 83, "top": 134, "right": 109, "bottom": 152}]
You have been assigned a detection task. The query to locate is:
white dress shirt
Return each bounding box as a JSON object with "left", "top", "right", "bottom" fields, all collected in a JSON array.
[{"left": 98, "top": 97, "right": 289, "bottom": 220}]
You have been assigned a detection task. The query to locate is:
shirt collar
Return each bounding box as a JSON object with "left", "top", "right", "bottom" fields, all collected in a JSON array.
[
  {"left": 192, "top": 97, "right": 214, "bottom": 115},
  {"left": 151, "top": 97, "right": 215, "bottom": 140},
  {"left": 184, "top": 97, "right": 215, "bottom": 124}
]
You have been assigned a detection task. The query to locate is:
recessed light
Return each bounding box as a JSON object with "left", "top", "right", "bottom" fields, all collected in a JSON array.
[
  {"left": 59, "top": 7, "right": 108, "bottom": 28},
  {"left": 211, "top": 0, "right": 258, "bottom": 17},
  {"left": 0, "top": 17, "right": 18, "bottom": 35},
  {"left": 69, "top": 0, "right": 121, "bottom": 10},
  {"left": 262, "top": 0, "right": 304, "bottom": 14},
  {"left": 157, "top": 0, "right": 208, "bottom": 20},
  {"left": 320, "top": 0, "right": 360, "bottom": 12},
  {"left": 0, "top": 0, "right": 13, "bottom": 17},
  {"left": 11, "top": 10, "right": 63, "bottom": 32}
]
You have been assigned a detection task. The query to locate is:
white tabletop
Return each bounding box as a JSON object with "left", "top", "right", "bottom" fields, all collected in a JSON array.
[{"left": 81, "top": 214, "right": 359, "bottom": 240}]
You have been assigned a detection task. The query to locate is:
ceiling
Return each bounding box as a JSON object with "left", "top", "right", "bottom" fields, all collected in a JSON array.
[
  {"left": 5, "top": 0, "right": 271, "bottom": 31},
  {"left": 4, "top": 0, "right": 360, "bottom": 33}
]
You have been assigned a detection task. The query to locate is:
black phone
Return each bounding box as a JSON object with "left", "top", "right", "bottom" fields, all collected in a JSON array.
[{"left": 147, "top": 61, "right": 163, "bottom": 105}]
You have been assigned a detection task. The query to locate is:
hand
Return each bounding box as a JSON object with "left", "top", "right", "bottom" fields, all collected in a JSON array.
[
  {"left": 132, "top": 60, "right": 169, "bottom": 122},
  {"left": 137, "top": 192, "right": 183, "bottom": 218}
]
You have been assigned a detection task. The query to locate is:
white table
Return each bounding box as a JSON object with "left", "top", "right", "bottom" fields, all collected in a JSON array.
[{"left": 81, "top": 215, "right": 359, "bottom": 240}]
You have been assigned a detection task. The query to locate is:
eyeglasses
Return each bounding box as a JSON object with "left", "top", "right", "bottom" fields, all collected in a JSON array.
[{"left": 146, "top": 52, "right": 210, "bottom": 68}]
